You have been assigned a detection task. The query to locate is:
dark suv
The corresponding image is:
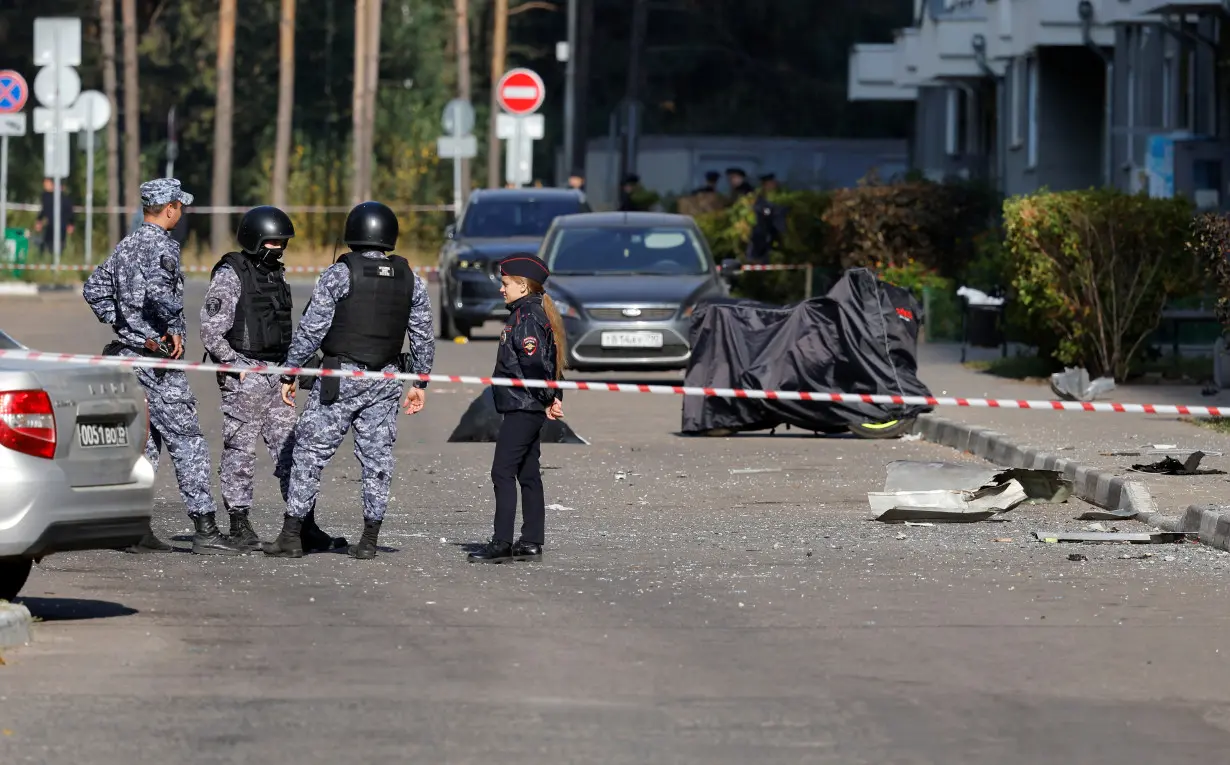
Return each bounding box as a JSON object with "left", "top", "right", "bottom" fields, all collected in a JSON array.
[{"left": 437, "top": 188, "right": 589, "bottom": 339}]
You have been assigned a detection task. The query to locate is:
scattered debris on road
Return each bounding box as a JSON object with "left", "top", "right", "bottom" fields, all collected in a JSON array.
[
  {"left": 1128, "top": 451, "right": 1225, "bottom": 476},
  {"left": 869, "top": 460, "right": 1074, "bottom": 523},
  {"left": 1032, "top": 531, "right": 1195, "bottom": 544},
  {"left": 1068, "top": 553, "right": 1088, "bottom": 562},
  {"left": 1050, "top": 367, "right": 1115, "bottom": 401}
]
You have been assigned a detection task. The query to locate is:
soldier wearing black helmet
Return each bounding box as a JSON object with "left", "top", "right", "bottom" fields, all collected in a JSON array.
[
  {"left": 200, "top": 205, "right": 347, "bottom": 553},
  {"left": 263, "top": 201, "right": 435, "bottom": 560}
]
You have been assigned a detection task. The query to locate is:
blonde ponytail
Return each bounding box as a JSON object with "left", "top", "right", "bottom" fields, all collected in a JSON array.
[{"left": 520, "top": 278, "right": 568, "bottom": 378}]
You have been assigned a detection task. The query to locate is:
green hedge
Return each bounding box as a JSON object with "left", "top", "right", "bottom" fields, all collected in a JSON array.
[{"left": 1003, "top": 189, "right": 1205, "bottom": 380}]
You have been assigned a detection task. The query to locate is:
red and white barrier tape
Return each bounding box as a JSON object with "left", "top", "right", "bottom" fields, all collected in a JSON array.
[
  {"left": 0, "top": 262, "right": 441, "bottom": 274},
  {"left": 0, "top": 348, "right": 1224, "bottom": 416},
  {"left": 4, "top": 203, "right": 453, "bottom": 214},
  {"left": 738, "top": 264, "right": 809, "bottom": 272}
]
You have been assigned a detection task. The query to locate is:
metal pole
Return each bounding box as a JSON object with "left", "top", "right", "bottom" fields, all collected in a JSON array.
[
  {"left": 563, "top": 0, "right": 577, "bottom": 178},
  {"left": 0, "top": 135, "right": 7, "bottom": 238},
  {"left": 86, "top": 126, "right": 95, "bottom": 265},
  {"left": 805, "top": 264, "right": 814, "bottom": 300},
  {"left": 166, "top": 106, "right": 175, "bottom": 178},
  {"left": 511, "top": 116, "right": 522, "bottom": 187},
  {"left": 451, "top": 119, "right": 462, "bottom": 218},
  {"left": 52, "top": 34, "right": 62, "bottom": 266}
]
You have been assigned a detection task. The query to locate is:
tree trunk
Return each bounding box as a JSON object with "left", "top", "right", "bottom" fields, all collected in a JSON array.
[
  {"left": 487, "top": 0, "right": 508, "bottom": 189},
  {"left": 272, "top": 0, "right": 296, "bottom": 208},
  {"left": 351, "top": 0, "right": 368, "bottom": 204},
  {"left": 455, "top": 0, "right": 472, "bottom": 207},
  {"left": 210, "top": 0, "right": 237, "bottom": 254},
  {"left": 364, "top": 0, "right": 381, "bottom": 200},
  {"left": 120, "top": 0, "right": 140, "bottom": 230},
  {"left": 100, "top": 0, "right": 121, "bottom": 247}
]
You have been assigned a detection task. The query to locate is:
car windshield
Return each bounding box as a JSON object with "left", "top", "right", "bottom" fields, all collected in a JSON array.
[
  {"left": 460, "top": 198, "right": 582, "bottom": 238},
  {"left": 546, "top": 226, "right": 710, "bottom": 275}
]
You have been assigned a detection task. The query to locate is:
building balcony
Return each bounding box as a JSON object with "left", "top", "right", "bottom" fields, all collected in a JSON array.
[{"left": 848, "top": 43, "right": 918, "bottom": 101}]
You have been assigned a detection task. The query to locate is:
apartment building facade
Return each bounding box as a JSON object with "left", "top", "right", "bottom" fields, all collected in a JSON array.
[{"left": 849, "top": 0, "right": 1230, "bottom": 207}]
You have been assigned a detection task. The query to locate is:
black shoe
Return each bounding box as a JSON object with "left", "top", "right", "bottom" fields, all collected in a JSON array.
[
  {"left": 226, "top": 509, "right": 262, "bottom": 552},
  {"left": 191, "top": 513, "right": 244, "bottom": 555},
  {"left": 122, "top": 529, "right": 174, "bottom": 554},
  {"left": 348, "top": 520, "right": 381, "bottom": 560},
  {"left": 468, "top": 539, "right": 514, "bottom": 564},
  {"left": 511, "top": 540, "right": 543, "bottom": 562},
  {"left": 302, "top": 509, "right": 348, "bottom": 553},
  {"left": 262, "top": 515, "right": 305, "bottom": 558}
]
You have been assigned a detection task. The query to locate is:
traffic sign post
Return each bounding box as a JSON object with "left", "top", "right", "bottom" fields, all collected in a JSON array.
[
  {"left": 76, "top": 91, "right": 109, "bottom": 265},
  {"left": 438, "top": 98, "right": 477, "bottom": 218},
  {"left": 33, "top": 17, "right": 83, "bottom": 267},
  {"left": 495, "top": 68, "right": 546, "bottom": 188},
  {"left": 0, "top": 69, "right": 30, "bottom": 239}
]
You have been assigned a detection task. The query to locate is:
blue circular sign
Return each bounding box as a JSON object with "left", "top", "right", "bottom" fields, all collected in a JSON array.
[{"left": 0, "top": 70, "right": 28, "bottom": 114}]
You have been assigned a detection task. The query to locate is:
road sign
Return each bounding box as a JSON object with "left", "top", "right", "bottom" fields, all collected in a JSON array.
[
  {"left": 496, "top": 68, "right": 545, "bottom": 115},
  {"left": 75, "top": 90, "right": 111, "bottom": 131},
  {"left": 437, "top": 135, "right": 478, "bottom": 159},
  {"left": 33, "top": 107, "right": 83, "bottom": 134},
  {"left": 0, "top": 114, "right": 26, "bottom": 137},
  {"left": 442, "top": 99, "right": 475, "bottom": 136},
  {"left": 33, "top": 18, "right": 82, "bottom": 67},
  {"left": 496, "top": 113, "right": 545, "bottom": 140},
  {"left": 0, "top": 71, "right": 28, "bottom": 114},
  {"left": 33, "top": 65, "right": 81, "bottom": 108},
  {"left": 44, "top": 130, "right": 69, "bottom": 179}
]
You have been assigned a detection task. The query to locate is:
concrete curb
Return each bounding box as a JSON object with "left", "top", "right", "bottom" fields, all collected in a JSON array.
[
  {"left": 0, "top": 601, "right": 33, "bottom": 649},
  {"left": 1172, "top": 504, "right": 1230, "bottom": 551},
  {"left": 913, "top": 414, "right": 1180, "bottom": 531}
]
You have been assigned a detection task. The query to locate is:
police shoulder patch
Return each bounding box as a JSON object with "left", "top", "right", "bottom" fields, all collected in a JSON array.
[
  {"left": 500, "top": 327, "right": 509, "bottom": 345},
  {"left": 160, "top": 254, "right": 178, "bottom": 274},
  {"left": 205, "top": 297, "right": 222, "bottom": 317},
  {"left": 522, "top": 336, "right": 538, "bottom": 356}
]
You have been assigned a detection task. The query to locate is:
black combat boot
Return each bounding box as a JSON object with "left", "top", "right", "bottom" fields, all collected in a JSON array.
[
  {"left": 302, "top": 509, "right": 347, "bottom": 553},
  {"left": 191, "top": 513, "right": 244, "bottom": 555},
  {"left": 262, "top": 515, "right": 305, "bottom": 558},
  {"left": 226, "top": 508, "right": 262, "bottom": 552},
  {"left": 511, "top": 540, "right": 543, "bottom": 562},
  {"left": 468, "top": 538, "right": 514, "bottom": 564},
  {"left": 122, "top": 520, "right": 174, "bottom": 554},
  {"left": 348, "top": 520, "right": 381, "bottom": 560}
]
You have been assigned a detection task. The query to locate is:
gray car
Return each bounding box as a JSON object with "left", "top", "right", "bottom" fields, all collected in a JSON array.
[
  {"left": 0, "top": 329, "right": 154, "bottom": 601},
  {"left": 540, "top": 212, "right": 740, "bottom": 372}
]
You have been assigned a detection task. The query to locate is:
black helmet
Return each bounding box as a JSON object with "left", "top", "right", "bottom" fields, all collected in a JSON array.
[
  {"left": 344, "top": 201, "right": 399, "bottom": 251},
  {"left": 237, "top": 206, "right": 295, "bottom": 255}
]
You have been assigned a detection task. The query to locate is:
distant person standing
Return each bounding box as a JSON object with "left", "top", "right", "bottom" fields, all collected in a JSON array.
[
  {"left": 34, "top": 178, "right": 74, "bottom": 255},
  {"left": 618, "top": 174, "right": 641, "bottom": 212},
  {"left": 567, "top": 170, "right": 586, "bottom": 192},
  {"left": 746, "top": 173, "right": 786, "bottom": 265},
  {"left": 691, "top": 171, "right": 721, "bottom": 195},
  {"left": 726, "top": 167, "right": 755, "bottom": 199}
]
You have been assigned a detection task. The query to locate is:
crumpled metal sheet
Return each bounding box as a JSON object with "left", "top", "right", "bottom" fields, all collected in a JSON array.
[
  {"left": 868, "top": 479, "right": 1029, "bottom": 523},
  {"left": 882, "top": 460, "right": 1072, "bottom": 504},
  {"left": 1050, "top": 367, "right": 1116, "bottom": 402}
]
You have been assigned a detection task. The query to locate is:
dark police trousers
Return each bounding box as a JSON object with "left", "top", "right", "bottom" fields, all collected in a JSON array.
[{"left": 491, "top": 410, "right": 547, "bottom": 544}]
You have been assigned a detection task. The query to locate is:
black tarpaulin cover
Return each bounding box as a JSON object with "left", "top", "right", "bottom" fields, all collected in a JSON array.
[{"left": 680, "top": 267, "right": 932, "bottom": 435}]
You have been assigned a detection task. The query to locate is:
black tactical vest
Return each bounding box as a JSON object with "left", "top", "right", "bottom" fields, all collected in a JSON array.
[
  {"left": 210, "top": 252, "right": 294, "bottom": 362},
  {"left": 321, "top": 252, "right": 414, "bottom": 368}
]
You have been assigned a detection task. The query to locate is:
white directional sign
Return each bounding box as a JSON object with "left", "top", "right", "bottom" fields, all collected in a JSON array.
[
  {"left": 437, "top": 134, "right": 477, "bottom": 159},
  {"left": 496, "top": 113, "right": 545, "bottom": 139},
  {"left": 75, "top": 90, "right": 110, "bottom": 131},
  {"left": 0, "top": 113, "right": 26, "bottom": 137},
  {"left": 496, "top": 114, "right": 545, "bottom": 187},
  {"left": 33, "top": 18, "right": 82, "bottom": 67},
  {"left": 43, "top": 130, "right": 69, "bottom": 179},
  {"left": 34, "top": 106, "right": 83, "bottom": 133}
]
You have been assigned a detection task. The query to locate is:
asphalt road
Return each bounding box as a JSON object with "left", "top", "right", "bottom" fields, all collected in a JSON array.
[{"left": 3, "top": 282, "right": 1230, "bottom": 764}]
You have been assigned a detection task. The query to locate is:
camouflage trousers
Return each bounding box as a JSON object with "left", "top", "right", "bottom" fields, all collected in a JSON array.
[
  {"left": 121, "top": 348, "right": 218, "bottom": 518},
  {"left": 218, "top": 372, "right": 297, "bottom": 511},
  {"left": 284, "top": 369, "right": 402, "bottom": 522}
]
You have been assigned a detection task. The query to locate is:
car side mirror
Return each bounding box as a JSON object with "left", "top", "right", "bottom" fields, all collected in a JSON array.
[
  {"left": 444, "top": 224, "right": 456, "bottom": 240},
  {"left": 719, "top": 258, "right": 741, "bottom": 278}
]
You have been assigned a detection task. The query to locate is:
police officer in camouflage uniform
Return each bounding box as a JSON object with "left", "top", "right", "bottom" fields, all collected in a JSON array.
[
  {"left": 263, "top": 201, "right": 435, "bottom": 560},
  {"left": 200, "top": 205, "right": 347, "bottom": 553},
  {"left": 82, "top": 178, "right": 241, "bottom": 555}
]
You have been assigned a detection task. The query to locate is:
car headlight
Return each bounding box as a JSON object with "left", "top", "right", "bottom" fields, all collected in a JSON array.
[
  {"left": 452, "top": 251, "right": 485, "bottom": 270},
  {"left": 550, "top": 298, "right": 579, "bottom": 318}
]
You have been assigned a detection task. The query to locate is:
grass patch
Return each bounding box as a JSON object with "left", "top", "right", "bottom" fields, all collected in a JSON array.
[
  {"left": 964, "top": 353, "right": 1213, "bottom": 382},
  {"left": 963, "top": 355, "right": 1059, "bottom": 380},
  {"left": 1129, "top": 355, "right": 1212, "bottom": 382},
  {"left": 1185, "top": 417, "right": 1230, "bottom": 435}
]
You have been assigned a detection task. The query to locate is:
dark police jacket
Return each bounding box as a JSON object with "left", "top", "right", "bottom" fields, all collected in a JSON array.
[
  {"left": 210, "top": 252, "right": 293, "bottom": 362},
  {"left": 321, "top": 251, "right": 415, "bottom": 369},
  {"left": 493, "top": 294, "right": 564, "bottom": 414}
]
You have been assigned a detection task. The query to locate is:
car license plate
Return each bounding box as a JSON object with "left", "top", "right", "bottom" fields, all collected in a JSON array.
[
  {"left": 601, "top": 331, "right": 664, "bottom": 349},
  {"left": 77, "top": 422, "right": 129, "bottom": 449}
]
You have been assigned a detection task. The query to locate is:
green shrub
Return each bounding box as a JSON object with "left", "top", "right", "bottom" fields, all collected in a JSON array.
[
  {"left": 1188, "top": 212, "right": 1230, "bottom": 331},
  {"left": 1004, "top": 189, "right": 1203, "bottom": 380}
]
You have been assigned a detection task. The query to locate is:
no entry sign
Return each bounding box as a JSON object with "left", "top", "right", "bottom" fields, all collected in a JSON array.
[{"left": 496, "top": 68, "right": 545, "bottom": 116}]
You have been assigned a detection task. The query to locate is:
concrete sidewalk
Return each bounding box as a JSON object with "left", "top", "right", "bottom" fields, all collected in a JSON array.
[{"left": 914, "top": 343, "right": 1230, "bottom": 535}]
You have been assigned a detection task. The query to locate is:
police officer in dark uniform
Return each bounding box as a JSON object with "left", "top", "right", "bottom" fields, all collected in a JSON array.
[
  {"left": 746, "top": 173, "right": 786, "bottom": 265},
  {"left": 691, "top": 171, "right": 721, "bottom": 195},
  {"left": 200, "top": 206, "right": 346, "bottom": 553},
  {"left": 617, "top": 174, "right": 640, "bottom": 211},
  {"left": 469, "top": 254, "right": 566, "bottom": 563},
  {"left": 726, "top": 167, "right": 755, "bottom": 198},
  {"left": 264, "top": 201, "right": 434, "bottom": 560}
]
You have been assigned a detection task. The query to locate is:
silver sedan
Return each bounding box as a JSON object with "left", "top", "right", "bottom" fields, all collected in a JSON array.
[{"left": 0, "top": 329, "right": 154, "bottom": 601}]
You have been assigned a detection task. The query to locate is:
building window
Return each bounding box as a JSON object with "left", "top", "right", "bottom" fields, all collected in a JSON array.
[
  {"left": 1162, "top": 54, "right": 1173, "bottom": 130},
  {"left": 1026, "top": 55, "right": 1038, "bottom": 169},
  {"left": 1011, "top": 58, "right": 1023, "bottom": 148}
]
